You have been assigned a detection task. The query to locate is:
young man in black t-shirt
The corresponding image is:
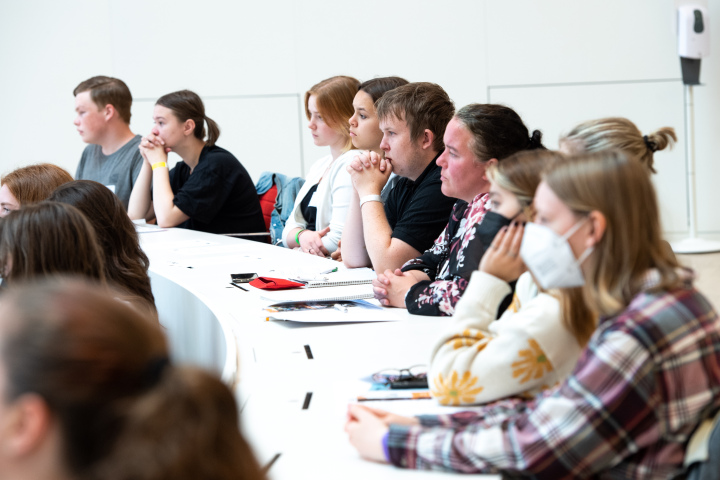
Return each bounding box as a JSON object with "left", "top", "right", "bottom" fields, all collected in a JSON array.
[{"left": 341, "top": 82, "right": 456, "bottom": 274}]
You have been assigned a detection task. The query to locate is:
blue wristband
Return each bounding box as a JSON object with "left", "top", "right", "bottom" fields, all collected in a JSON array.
[{"left": 382, "top": 431, "right": 391, "bottom": 462}]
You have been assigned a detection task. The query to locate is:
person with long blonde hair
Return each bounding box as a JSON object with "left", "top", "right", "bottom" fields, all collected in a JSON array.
[{"left": 346, "top": 150, "right": 720, "bottom": 478}]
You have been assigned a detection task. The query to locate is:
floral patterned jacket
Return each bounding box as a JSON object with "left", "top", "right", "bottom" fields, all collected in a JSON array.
[
  {"left": 428, "top": 270, "right": 582, "bottom": 405},
  {"left": 402, "top": 193, "right": 510, "bottom": 316}
]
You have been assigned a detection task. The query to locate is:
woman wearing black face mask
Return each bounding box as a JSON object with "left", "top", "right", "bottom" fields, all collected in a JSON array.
[
  {"left": 372, "top": 104, "right": 544, "bottom": 316},
  {"left": 425, "top": 149, "right": 584, "bottom": 408}
]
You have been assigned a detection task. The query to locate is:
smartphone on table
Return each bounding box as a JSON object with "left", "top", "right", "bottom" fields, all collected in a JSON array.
[{"left": 231, "top": 273, "right": 258, "bottom": 284}]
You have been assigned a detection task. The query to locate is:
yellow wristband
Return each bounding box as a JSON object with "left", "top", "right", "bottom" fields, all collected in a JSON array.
[{"left": 152, "top": 161, "right": 167, "bottom": 171}]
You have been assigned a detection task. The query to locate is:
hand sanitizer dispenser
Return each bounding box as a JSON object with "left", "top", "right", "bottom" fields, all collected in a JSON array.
[{"left": 678, "top": 5, "right": 710, "bottom": 84}]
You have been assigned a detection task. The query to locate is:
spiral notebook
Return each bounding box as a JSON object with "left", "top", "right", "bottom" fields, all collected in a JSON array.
[{"left": 292, "top": 268, "right": 376, "bottom": 288}]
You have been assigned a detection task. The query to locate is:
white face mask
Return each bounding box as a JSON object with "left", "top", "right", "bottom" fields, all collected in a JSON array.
[{"left": 520, "top": 219, "right": 594, "bottom": 290}]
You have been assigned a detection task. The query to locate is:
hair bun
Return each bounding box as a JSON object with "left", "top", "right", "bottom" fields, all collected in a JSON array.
[
  {"left": 528, "top": 130, "right": 544, "bottom": 150},
  {"left": 643, "top": 135, "right": 658, "bottom": 152}
]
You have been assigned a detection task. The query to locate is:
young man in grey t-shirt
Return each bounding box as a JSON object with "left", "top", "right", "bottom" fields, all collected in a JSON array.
[{"left": 73, "top": 76, "right": 143, "bottom": 209}]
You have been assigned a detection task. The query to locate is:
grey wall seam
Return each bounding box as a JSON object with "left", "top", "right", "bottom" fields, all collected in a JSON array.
[{"left": 488, "top": 78, "right": 683, "bottom": 91}]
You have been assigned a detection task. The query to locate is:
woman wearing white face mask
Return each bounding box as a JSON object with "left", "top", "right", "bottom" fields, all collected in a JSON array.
[
  {"left": 425, "top": 149, "right": 586, "bottom": 407},
  {"left": 346, "top": 150, "right": 720, "bottom": 478}
]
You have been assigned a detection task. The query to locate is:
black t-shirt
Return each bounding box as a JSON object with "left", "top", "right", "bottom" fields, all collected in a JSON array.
[
  {"left": 384, "top": 157, "right": 457, "bottom": 253},
  {"left": 170, "top": 145, "right": 265, "bottom": 235},
  {"left": 299, "top": 183, "right": 319, "bottom": 231}
]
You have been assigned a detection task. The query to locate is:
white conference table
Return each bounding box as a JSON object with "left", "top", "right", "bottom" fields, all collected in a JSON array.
[{"left": 140, "top": 226, "right": 500, "bottom": 480}]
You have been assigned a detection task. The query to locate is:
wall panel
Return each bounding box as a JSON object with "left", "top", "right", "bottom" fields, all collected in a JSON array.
[
  {"left": 292, "top": 0, "right": 489, "bottom": 166},
  {"left": 486, "top": 0, "right": 680, "bottom": 86},
  {"left": 0, "top": 0, "right": 115, "bottom": 176},
  {"left": 489, "top": 80, "right": 687, "bottom": 233},
  {"left": 108, "top": 0, "right": 299, "bottom": 98}
]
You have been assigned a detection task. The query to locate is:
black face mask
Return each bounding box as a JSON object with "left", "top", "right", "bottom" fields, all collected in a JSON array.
[{"left": 475, "top": 211, "right": 514, "bottom": 251}]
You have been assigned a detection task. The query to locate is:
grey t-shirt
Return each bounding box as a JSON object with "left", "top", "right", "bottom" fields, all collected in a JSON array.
[{"left": 75, "top": 135, "right": 143, "bottom": 210}]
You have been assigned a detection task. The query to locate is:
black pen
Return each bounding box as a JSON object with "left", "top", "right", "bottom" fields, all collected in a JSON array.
[
  {"left": 262, "top": 453, "right": 281, "bottom": 474},
  {"left": 229, "top": 282, "right": 248, "bottom": 292}
]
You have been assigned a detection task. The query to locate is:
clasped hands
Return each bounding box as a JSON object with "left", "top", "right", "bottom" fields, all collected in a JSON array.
[
  {"left": 138, "top": 131, "right": 171, "bottom": 164},
  {"left": 346, "top": 150, "right": 392, "bottom": 197},
  {"left": 372, "top": 269, "right": 424, "bottom": 308}
]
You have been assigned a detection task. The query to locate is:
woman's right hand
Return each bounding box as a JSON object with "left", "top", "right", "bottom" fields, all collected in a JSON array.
[
  {"left": 298, "top": 227, "right": 330, "bottom": 257},
  {"left": 479, "top": 222, "right": 527, "bottom": 283}
]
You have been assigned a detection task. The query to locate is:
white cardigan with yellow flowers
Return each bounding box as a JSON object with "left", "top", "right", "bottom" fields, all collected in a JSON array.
[{"left": 428, "top": 271, "right": 583, "bottom": 406}]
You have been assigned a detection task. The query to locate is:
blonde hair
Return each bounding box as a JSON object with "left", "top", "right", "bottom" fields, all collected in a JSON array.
[
  {"left": 486, "top": 149, "right": 564, "bottom": 219},
  {"left": 560, "top": 117, "right": 676, "bottom": 174},
  {"left": 304, "top": 76, "right": 359, "bottom": 153},
  {"left": 544, "top": 151, "right": 681, "bottom": 344}
]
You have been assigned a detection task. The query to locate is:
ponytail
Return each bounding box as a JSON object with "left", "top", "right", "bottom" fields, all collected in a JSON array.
[
  {"left": 527, "top": 129, "right": 545, "bottom": 150},
  {"left": 642, "top": 127, "right": 676, "bottom": 173},
  {"left": 205, "top": 115, "right": 221, "bottom": 146},
  {"left": 91, "top": 367, "right": 266, "bottom": 480}
]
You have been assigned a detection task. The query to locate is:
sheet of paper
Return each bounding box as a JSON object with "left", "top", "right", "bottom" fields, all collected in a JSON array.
[
  {"left": 135, "top": 224, "right": 167, "bottom": 234},
  {"left": 257, "top": 284, "right": 374, "bottom": 303}
]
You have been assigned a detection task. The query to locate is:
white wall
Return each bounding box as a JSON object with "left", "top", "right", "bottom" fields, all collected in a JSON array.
[{"left": 0, "top": 0, "right": 717, "bottom": 237}]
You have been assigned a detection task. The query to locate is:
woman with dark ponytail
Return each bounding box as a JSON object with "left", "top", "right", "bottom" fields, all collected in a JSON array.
[
  {"left": 128, "top": 90, "right": 265, "bottom": 235},
  {"left": 0, "top": 278, "right": 266, "bottom": 480},
  {"left": 373, "top": 103, "right": 545, "bottom": 316}
]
